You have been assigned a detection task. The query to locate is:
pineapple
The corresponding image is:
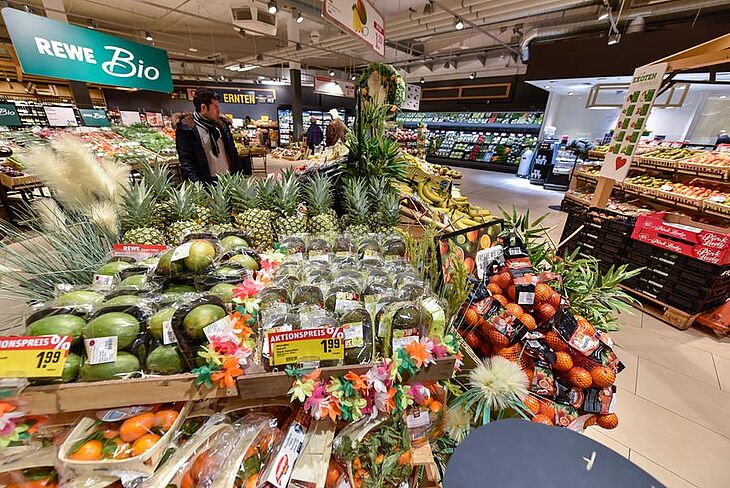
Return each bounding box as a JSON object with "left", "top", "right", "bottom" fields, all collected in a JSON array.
[
  {"left": 139, "top": 162, "right": 174, "bottom": 230},
  {"left": 167, "top": 183, "right": 203, "bottom": 243},
  {"left": 304, "top": 173, "right": 339, "bottom": 234},
  {"left": 273, "top": 170, "right": 306, "bottom": 237},
  {"left": 372, "top": 192, "right": 401, "bottom": 234},
  {"left": 120, "top": 181, "right": 166, "bottom": 245},
  {"left": 190, "top": 180, "right": 212, "bottom": 226},
  {"left": 232, "top": 177, "right": 273, "bottom": 249},
  {"left": 341, "top": 177, "right": 372, "bottom": 236},
  {"left": 207, "top": 182, "right": 237, "bottom": 235}
]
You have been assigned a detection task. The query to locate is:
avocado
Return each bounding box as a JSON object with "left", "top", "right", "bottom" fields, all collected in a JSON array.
[
  {"left": 146, "top": 345, "right": 185, "bottom": 375},
  {"left": 83, "top": 312, "right": 140, "bottom": 349},
  {"left": 26, "top": 314, "right": 85, "bottom": 343},
  {"left": 96, "top": 261, "right": 132, "bottom": 276},
  {"left": 54, "top": 290, "right": 104, "bottom": 307},
  {"left": 79, "top": 352, "right": 140, "bottom": 381},
  {"left": 182, "top": 304, "right": 226, "bottom": 340}
]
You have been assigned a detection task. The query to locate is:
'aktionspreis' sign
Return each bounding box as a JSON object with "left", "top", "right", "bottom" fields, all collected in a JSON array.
[{"left": 3, "top": 8, "right": 173, "bottom": 93}]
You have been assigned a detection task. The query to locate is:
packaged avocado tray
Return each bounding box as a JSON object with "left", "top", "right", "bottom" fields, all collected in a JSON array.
[
  {"left": 57, "top": 401, "right": 192, "bottom": 478},
  {"left": 170, "top": 295, "right": 228, "bottom": 369}
]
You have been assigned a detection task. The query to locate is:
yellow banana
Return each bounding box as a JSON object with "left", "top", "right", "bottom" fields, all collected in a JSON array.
[
  {"left": 417, "top": 181, "right": 435, "bottom": 204},
  {"left": 422, "top": 183, "right": 445, "bottom": 205}
]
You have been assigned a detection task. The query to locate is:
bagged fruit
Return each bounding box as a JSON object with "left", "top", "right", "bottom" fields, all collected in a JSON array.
[
  {"left": 379, "top": 301, "right": 424, "bottom": 358},
  {"left": 170, "top": 295, "right": 228, "bottom": 369},
  {"left": 338, "top": 303, "right": 374, "bottom": 364}
]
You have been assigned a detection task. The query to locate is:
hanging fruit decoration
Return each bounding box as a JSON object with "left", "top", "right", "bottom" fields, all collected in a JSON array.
[{"left": 356, "top": 62, "right": 406, "bottom": 109}]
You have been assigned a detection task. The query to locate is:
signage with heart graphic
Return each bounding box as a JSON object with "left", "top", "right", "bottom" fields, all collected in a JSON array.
[{"left": 615, "top": 157, "right": 628, "bottom": 171}]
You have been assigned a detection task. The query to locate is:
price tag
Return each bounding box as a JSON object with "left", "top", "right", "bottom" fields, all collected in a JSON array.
[
  {"left": 342, "top": 322, "right": 364, "bottom": 348},
  {"left": 171, "top": 242, "right": 193, "bottom": 261},
  {"left": 476, "top": 245, "right": 504, "bottom": 280},
  {"left": 85, "top": 336, "right": 118, "bottom": 365},
  {"left": 203, "top": 315, "right": 238, "bottom": 343},
  {"left": 113, "top": 244, "right": 168, "bottom": 261},
  {"left": 0, "top": 335, "right": 72, "bottom": 378},
  {"left": 269, "top": 327, "right": 344, "bottom": 366},
  {"left": 162, "top": 319, "right": 177, "bottom": 345},
  {"left": 92, "top": 273, "right": 116, "bottom": 290}
]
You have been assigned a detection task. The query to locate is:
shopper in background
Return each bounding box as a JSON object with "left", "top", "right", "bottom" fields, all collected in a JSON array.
[
  {"left": 306, "top": 116, "right": 324, "bottom": 153},
  {"left": 326, "top": 108, "right": 347, "bottom": 146},
  {"left": 175, "top": 88, "right": 250, "bottom": 182},
  {"left": 715, "top": 129, "right": 730, "bottom": 147}
]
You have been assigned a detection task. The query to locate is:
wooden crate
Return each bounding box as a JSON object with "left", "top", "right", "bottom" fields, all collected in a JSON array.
[{"left": 621, "top": 285, "right": 700, "bottom": 330}]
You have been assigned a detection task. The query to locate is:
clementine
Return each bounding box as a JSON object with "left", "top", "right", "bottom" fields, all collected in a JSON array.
[
  {"left": 554, "top": 351, "right": 573, "bottom": 372},
  {"left": 590, "top": 366, "right": 616, "bottom": 388},
  {"left": 119, "top": 412, "right": 155, "bottom": 443},
  {"left": 69, "top": 440, "right": 103, "bottom": 461},
  {"left": 131, "top": 433, "right": 160, "bottom": 457},
  {"left": 531, "top": 414, "right": 553, "bottom": 425},
  {"left": 596, "top": 413, "right": 619, "bottom": 430},
  {"left": 568, "top": 367, "right": 593, "bottom": 389}
]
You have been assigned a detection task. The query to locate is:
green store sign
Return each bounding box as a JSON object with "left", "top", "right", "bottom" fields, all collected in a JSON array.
[
  {"left": 0, "top": 102, "right": 22, "bottom": 126},
  {"left": 2, "top": 8, "right": 173, "bottom": 93},
  {"left": 79, "top": 109, "right": 110, "bottom": 127}
]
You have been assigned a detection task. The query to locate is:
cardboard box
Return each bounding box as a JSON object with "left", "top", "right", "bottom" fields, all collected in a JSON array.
[{"left": 631, "top": 212, "right": 730, "bottom": 265}]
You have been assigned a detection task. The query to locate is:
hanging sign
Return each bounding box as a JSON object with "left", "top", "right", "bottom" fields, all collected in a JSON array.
[
  {"left": 43, "top": 106, "right": 78, "bottom": 127},
  {"left": 186, "top": 88, "right": 277, "bottom": 105},
  {"left": 2, "top": 8, "right": 173, "bottom": 93},
  {"left": 0, "top": 335, "right": 72, "bottom": 378},
  {"left": 120, "top": 110, "right": 141, "bottom": 125},
  {"left": 79, "top": 108, "right": 110, "bottom": 127},
  {"left": 0, "top": 102, "right": 22, "bottom": 126},
  {"left": 600, "top": 62, "right": 668, "bottom": 181},
  {"left": 314, "top": 76, "right": 355, "bottom": 98},
  {"left": 323, "top": 0, "right": 385, "bottom": 57},
  {"left": 401, "top": 84, "right": 422, "bottom": 111}
]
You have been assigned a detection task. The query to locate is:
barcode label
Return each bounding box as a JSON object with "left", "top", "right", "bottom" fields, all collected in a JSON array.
[
  {"left": 171, "top": 242, "right": 193, "bottom": 261},
  {"left": 203, "top": 316, "right": 237, "bottom": 342},
  {"left": 518, "top": 291, "right": 535, "bottom": 305},
  {"left": 92, "top": 274, "right": 116, "bottom": 290},
  {"left": 85, "top": 336, "right": 118, "bottom": 365},
  {"left": 162, "top": 319, "right": 177, "bottom": 345}
]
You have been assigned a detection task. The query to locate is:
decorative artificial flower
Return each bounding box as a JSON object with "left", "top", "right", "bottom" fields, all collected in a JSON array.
[
  {"left": 0, "top": 410, "right": 23, "bottom": 437},
  {"left": 319, "top": 395, "right": 342, "bottom": 423},
  {"left": 444, "top": 406, "right": 472, "bottom": 443},
  {"left": 303, "top": 383, "right": 327, "bottom": 418},
  {"left": 364, "top": 364, "right": 390, "bottom": 393},
  {"left": 198, "top": 345, "right": 224, "bottom": 367},
  {"left": 288, "top": 369, "right": 320, "bottom": 403},
  {"left": 211, "top": 356, "right": 244, "bottom": 389},
  {"left": 430, "top": 337, "right": 450, "bottom": 358},
  {"left": 467, "top": 356, "right": 529, "bottom": 411},
  {"left": 344, "top": 371, "right": 368, "bottom": 393},
  {"left": 407, "top": 384, "right": 429, "bottom": 406},
  {"left": 396, "top": 348, "right": 418, "bottom": 377},
  {"left": 326, "top": 377, "right": 345, "bottom": 401},
  {"left": 211, "top": 335, "right": 241, "bottom": 356},
  {"left": 192, "top": 364, "right": 219, "bottom": 388},
  {"left": 406, "top": 340, "right": 435, "bottom": 369},
  {"left": 374, "top": 387, "right": 397, "bottom": 414},
  {"left": 454, "top": 352, "right": 464, "bottom": 373},
  {"left": 232, "top": 279, "right": 262, "bottom": 300},
  {"left": 340, "top": 395, "right": 367, "bottom": 421}
]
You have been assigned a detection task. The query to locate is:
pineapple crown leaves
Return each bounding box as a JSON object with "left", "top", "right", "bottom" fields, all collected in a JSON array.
[
  {"left": 273, "top": 170, "right": 303, "bottom": 216},
  {"left": 207, "top": 183, "right": 232, "bottom": 225},
  {"left": 343, "top": 176, "right": 371, "bottom": 224},
  {"left": 138, "top": 162, "right": 172, "bottom": 199},
  {"left": 304, "top": 172, "right": 334, "bottom": 216},
  {"left": 255, "top": 177, "right": 277, "bottom": 210},
  {"left": 168, "top": 182, "right": 198, "bottom": 221},
  {"left": 230, "top": 176, "right": 258, "bottom": 212},
  {"left": 189, "top": 180, "right": 209, "bottom": 205},
  {"left": 120, "top": 180, "right": 157, "bottom": 231}
]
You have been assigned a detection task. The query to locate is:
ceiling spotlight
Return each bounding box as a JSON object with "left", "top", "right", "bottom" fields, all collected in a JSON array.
[
  {"left": 423, "top": 1, "right": 434, "bottom": 15},
  {"left": 454, "top": 18, "right": 464, "bottom": 30},
  {"left": 469, "top": 72, "right": 476, "bottom": 80},
  {"left": 145, "top": 31, "right": 153, "bottom": 41},
  {"left": 544, "top": 85, "right": 550, "bottom": 89},
  {"left": 420, "top": 77, "right": 425, "bottom": 84},
  {"left": 607, "top": 32, "right": 621, "bottom": 45},
  {"left": 5, "top": 78, "right": 10, "bottom": 82},
  {"left": 568, "top": 92, "right": 575, "bottom": 96},
  {"left": 329, "top": 70, "right": 335, "bottom": 77},
  {"left": 720, "top": 95, "right": 727, "bottom": 99},
  {"left": 598, "top": 9, "right": 609, "bottom": 21},
  {"left": 189, "top": 47, "right": 198, "bottom": 52},
  {"left": 87, "top": 19, "right": 97, "bottom": 30},
  {"left": 351, "top": 74, "right": 357, "bottom": 81},
  {"left": 296, "top": 10, "right": 304, "bottom": 23},
  {"left": 268, "top": 1, "right": 277, "bottom": 15},
  {"left": 208, "top": 75, "right": 214, "bottom": 80}
]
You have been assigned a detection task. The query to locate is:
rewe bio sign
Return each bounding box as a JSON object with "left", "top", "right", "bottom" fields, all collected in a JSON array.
[{"left": 2, "top": 8, "right": 173, "bottom": 93}]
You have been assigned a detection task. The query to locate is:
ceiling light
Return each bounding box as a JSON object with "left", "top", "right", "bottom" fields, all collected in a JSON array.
[
  {"left": 268, "top": 1, "right": 277, "bottom": 15},
  {"left": 208, "top": 75, "right": 213, "bottom": 80},
  {"left": 145, "top": 31, "right": 153, "bottom": 41},
  {"left": 351, "top": 74, "right": 357, "bottom": 81},
  {"left": 454, "top": 18, "right": 464, "bottom": 30},
  {"left": 469, "top": 72, "right": 476, "bottom": 80},
  {"left": 87, "top": 19, "right": 97, "bottom": 30},
  {"left": 598, "top": 10, "right": 609, "bottom": 21},
  {"left": 568, "top": 92, "right": 575, "bottom": 96},
  {"left": 189, "top": 47, "right": 198, "bottom": 52},
  {"left": 721, "top": 95, "right": 727, "bottom": 99},
  {"left": 544, "top": 85, "right": 550, "bottom": 89},
  {"left": 423, "top": 1, "right": 433, "bottom": 15},
  {"left": 329, "top": 70, "right": 335, "bottom": 77},
  {"left": 608, "top": 32, "right": 621, "bottom": 45},
  {"left": 296, "top": 10, "right": 304, "bottom": 23},
  {"left": 420, "top": 77, "right": 425, "bottom": 84},
  {"left": 5, "top": 78, "right": 9, "bottom": 82},
  {"left": 220, "top": 75, "right": 225, "bottom": 81}
]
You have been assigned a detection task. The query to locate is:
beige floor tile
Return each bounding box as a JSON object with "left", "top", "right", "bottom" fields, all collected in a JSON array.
[
  {"left": 610, "top": 326, "right": 719, "bottom": 387},
  {"left": 614, "top": 345, "right": 638, "bottom": 393},
  {"left": 600, "top": 387, "right": 730, "bottom": 488},
  {"left": 629, "top": 452, "right": 699, "bottom": 488},
  {"left": 636, "top": 359, "right": 730, "bottom": 437},
  {"left": 582, "top": 427, "right": 630, "bottom": 458},
  {"left": 641, "top": 314, "right": 730, "bottom": 361},
  {"left": 616, "top": 306, "right": 643, "bottom": 329},
  {"left": 714, "top": 355, "right": 730, "bottom": 392}
]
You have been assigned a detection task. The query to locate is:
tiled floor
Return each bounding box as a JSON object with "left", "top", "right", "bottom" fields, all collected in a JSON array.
[{"left": 457, "top": 167, "right": 730, "bottom": 488}]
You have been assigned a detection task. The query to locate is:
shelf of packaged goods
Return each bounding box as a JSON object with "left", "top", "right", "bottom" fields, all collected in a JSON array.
[
  {"left": 402, "top": 121, "right": 542, "bottom": 132},
  {"left": 563, "top": 192, "right": 592, "bottom": 207},
  {"left": 21, "top": 356, "right": 456, "bottom": 415},
  {"left": 704, "top": 201, "right": 730, "bottom": 219}
]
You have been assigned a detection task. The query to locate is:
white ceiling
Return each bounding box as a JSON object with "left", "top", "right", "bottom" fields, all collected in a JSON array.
[{"left": 1, "top": 0, "right": 729, "bottom": 84}]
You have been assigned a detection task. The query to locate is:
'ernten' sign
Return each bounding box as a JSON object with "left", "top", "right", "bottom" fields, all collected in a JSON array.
[{"left": 2, "top": 8, "right": 173, "bottom": 93}]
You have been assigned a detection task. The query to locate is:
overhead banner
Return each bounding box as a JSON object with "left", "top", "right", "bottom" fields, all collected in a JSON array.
[
  {"left": 314, "top": 76, "right": 355, "bottom": 98},
  {"left": 2, "top": 8, "right": 173, "bottom": 93},
  {"left": 600, "top": 62, "right": 668, "bottom": 181},
  {"left": 323, "top": 0, "right": 385, "bottom": 56},
  {"left": 186, "top": 88, "right": 276, "bottom": 105},
  {"left": 401, "top": 84, "right": 422, "bottom": 111},
  {"left": 79, "top": 108, "right": 110, "bottom": 127},
  {"left": 0, "top": 102, "right": 22, "bottom": 126}
]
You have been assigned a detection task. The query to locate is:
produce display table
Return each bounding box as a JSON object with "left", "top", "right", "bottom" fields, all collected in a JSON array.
[{"left": 0, "top": 173, "right": 45, "bottom": 225}]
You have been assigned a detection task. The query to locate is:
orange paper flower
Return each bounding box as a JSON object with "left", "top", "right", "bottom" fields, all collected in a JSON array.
[
  {"left": 344, "top": 371, "right": 368, "bottom": 393},
  {"left": 406, "top": 340, "right": 433, "bottom": 368},
  {"left": 211, "top": 356, "right": 244, "bottom": 389}
]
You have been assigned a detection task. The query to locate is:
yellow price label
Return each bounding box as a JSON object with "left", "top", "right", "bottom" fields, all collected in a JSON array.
[
  {"left": 269, "top": 327, "right": 344, "bottom": 366},
  {"left": 0, "top": 335, "right": 72, "bottom": 378}
]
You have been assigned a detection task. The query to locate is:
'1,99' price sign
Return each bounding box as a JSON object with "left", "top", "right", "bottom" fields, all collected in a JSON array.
[
  {"left": 269, "top": 327, "right": 344, "bottom": 366},
  {"left": 0, "top": 335, "right": 72, "bottom": 378}
]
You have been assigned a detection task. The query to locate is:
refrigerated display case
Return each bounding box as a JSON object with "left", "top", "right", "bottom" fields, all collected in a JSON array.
[{"left": 277, "top": 108, "right": 347, "bottom": 146}]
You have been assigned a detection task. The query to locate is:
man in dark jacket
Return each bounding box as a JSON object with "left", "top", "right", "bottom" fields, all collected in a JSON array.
[
  {"left": 306, "top": 116, "right": 324, "bottom": 153},
  {"left": 175, "top": 88, "right": 251, "bottom": 182}
]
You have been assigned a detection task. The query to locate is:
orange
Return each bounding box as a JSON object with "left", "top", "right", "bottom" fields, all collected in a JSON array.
[
  {"left": 428, "top": 401, "right": 443, "bottom": 414},
  {"left": 69, "top": 439, "right": 103, "bottom": 461},
  {"left": 522, "top": 395, "right": 540, "bottom": 415},
  {"left": 486, "top": 283, "right": 502, "bottom": 296},
  {"left": 519, "top": 313, "right": 537, "bottom": 331},
  {"left": 590, "top": 366, "right": 616, "bottom": 388},
  {"left": 497, "top": 343, "right": 522, "bottom": 362},
  {"left": 535, "top": 303, "right": 557, "bottom": 322},
  {"left": 479, "top": 234, "right": 491, "bottom": 249},
  {"left": 596, "top": 413, "right": 619, "bottom": 430},
  {"left": 154, "top": 410, "right": 179, "bottom": 431},
  {"left": 492, "top": 294, "right": 509, "bottom": 308},
  {"left": 538, "top": 400, "right": 556, "bottom": 421},
  {"left": 101, "top": 428, "right": 119, "bottom": 439},
  {"left": 479, "top": 318, "right": 492, "bottom": 336},
  {"left": 494, "top": 271, "right": 512, "bottom": 289},
  {"left": 576, "top": 316, "right": 596, "bottom": 336},
  {"left": 524, "top": 367, "right": 534, "bottom": 385},
  {"left": 506, "top": 285, "right": 516, "bottom": 301},
  {"left": 131, "top": 433, "right": 160, "bottom": 457},
  {"left": 584, "top": 415, "right": 597, "bottom": 427},
  {"left": 478, "top": 342, "right": 492, "bottom": 358},
  {"left": 505, "top": 303, "right": 523, "bottom": 317},
  {"left": 549, "top": 291, "right": 561, "bottom": 308},
  {"left": 397, "top": 450, "right": 412, "bottom": 466},
  {"left": 463, "top": 308, "right": 479, "bottom": 327},
  {"left": 545, "top": 331, "right": 568, "bottom": 352},
  {"left": 554, "top": 352, "right": 573, "bottom": 372},
  {"left": 534, "top": 283, "right": 553, "bottom": 304},
  {"left": 464, "top": 257, "right": 475, "bottom": 274},
  {"left": 119, "top": 412, "right": 155, "bottom": 443},
  {"left": 488, "top": 329, "right": 509, "bottom": 348},
  {"left": 465, "top": 331, "right": 481, "bottom": 349},
  {"left": 568, "top": 367, "right": 593, "bottom": 389},
  {"left": 111, "top": 439, "right": 132, "bottom": 460},
  {"left": 531, "top": 414, "right": 553, "bottom": 425}
]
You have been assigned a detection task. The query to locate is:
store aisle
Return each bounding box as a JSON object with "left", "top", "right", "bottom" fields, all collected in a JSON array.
[{"left": 457, "top": 167, "right": 730, "bottom": 488}]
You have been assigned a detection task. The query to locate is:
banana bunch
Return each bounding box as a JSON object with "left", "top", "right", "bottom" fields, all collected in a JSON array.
[{"left": 415, "top": 178, "right": 493, "bottom": 230}]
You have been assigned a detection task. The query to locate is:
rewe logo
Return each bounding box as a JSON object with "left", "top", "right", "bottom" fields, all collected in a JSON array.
[
  {"left": 102, "top": 46, "right": 160, "bottom": 81},
  {"left": 0, "top": 108, "right": 16, "bottom": 116}
]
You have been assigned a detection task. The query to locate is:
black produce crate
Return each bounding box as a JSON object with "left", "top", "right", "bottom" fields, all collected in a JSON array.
[{"left": 663, "top": 293, "right": 728, "bottom": 315}]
